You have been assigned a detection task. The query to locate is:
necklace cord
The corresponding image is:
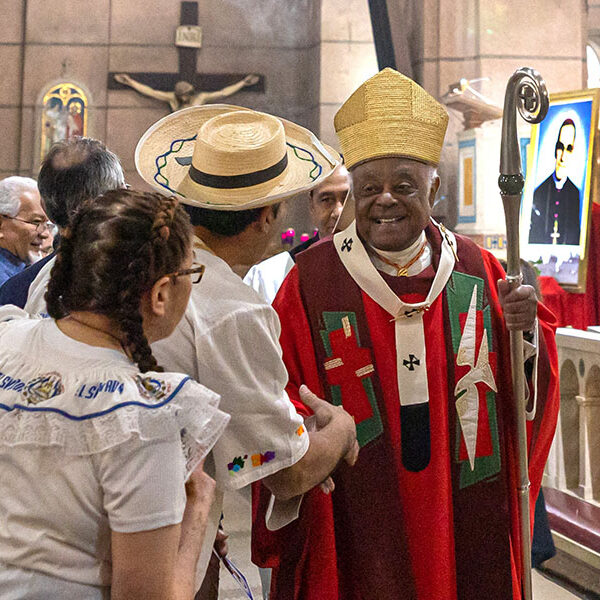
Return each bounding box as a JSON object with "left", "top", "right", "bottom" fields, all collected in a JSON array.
[
  {"left": 63, "top": 315, "right": 130, "bottom": 358},
  {"left": 371, "top": 241, "right": 427, "bottom": 276}
]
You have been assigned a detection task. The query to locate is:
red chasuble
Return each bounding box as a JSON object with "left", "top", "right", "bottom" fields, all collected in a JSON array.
[{"left": 252, "top": 224, "right": 559, "bottom": 600}]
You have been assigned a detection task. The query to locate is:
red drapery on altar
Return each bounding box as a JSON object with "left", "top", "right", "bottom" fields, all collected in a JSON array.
[{"left": 539, "top": 203, "right": 600, "bottom": 330}]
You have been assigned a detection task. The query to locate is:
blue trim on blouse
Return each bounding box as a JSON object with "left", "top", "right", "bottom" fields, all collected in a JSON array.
[{"left": 0, "top": 376, "right": 191, "bottom": 421}]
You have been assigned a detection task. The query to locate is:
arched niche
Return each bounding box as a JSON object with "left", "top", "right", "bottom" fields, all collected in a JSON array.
[
  {"left": 584, "top": 364, "right": 600, "bottom": 500},
  {"left": 560, "top": 359, "right": 580, "bottom": 491},
  {"left": 35, "top": 81, "right": 91, "bottom": 169}
]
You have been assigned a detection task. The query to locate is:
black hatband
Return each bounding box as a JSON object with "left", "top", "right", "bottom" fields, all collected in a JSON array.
[{"left": 189, "top": 153, "right": 288, "bottom": 189}]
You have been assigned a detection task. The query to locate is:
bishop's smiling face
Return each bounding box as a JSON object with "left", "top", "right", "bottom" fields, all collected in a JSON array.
[{"left": 352, "top": 156, "right": 440, "bottom": 251}]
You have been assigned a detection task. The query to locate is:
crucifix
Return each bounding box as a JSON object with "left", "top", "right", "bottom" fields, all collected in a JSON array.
[{"left": 108, "top": 1, "right": 264, "bottom": 112}]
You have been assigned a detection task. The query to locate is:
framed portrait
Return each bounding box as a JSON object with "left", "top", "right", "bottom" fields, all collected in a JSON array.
[{"left": 521, "top": 89, "right": 599, "bottom": 292}]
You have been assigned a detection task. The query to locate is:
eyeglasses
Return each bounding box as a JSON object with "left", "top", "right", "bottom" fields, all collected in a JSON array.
[
  {"left": 165, "top": 264, "right": 205, "bottom": 284},
  {"left": 4, "top": 216, "right": 55, "bottom": 234}
]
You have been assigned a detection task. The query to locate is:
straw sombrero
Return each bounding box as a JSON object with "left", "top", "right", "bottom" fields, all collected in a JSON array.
[{"left": 135, "top": 104, "right": 341, "bottom": 210}]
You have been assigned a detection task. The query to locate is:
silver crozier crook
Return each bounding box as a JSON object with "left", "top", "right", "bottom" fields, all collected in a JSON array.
[{"left": 498, "top": 67, "right": 548, "bottom": 600}]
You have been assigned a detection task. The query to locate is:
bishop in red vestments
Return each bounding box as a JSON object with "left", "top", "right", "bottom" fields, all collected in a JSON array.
[{"left": 252, "top": 68, "right": 559, "bottom": 600}]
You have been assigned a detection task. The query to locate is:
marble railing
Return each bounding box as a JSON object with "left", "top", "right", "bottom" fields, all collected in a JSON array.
[
  {"left": 545, "top": 328, "right": 600, "bottom": 504},
  {"left": 543, "top": 327, "right": 600, "bottom": 557}
]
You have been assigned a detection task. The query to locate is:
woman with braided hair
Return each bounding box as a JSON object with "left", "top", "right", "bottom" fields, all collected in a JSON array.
[{"left": 0, "top": 189, "right": 229, "bottom": 600}]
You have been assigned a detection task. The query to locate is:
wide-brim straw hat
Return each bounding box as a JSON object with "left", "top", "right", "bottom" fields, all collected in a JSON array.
[{"left": 135, "top": 104, "right": 341, "bottom": 210}]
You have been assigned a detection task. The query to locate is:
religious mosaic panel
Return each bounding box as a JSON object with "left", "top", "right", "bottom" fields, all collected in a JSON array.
[{"left": 40, "top": 83, "right": 88, "bottom": 163}]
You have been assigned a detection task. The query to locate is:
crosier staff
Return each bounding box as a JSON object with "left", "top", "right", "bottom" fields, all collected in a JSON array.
[{"left": 498, "top": 67, "right": 549, "bottom": 600}]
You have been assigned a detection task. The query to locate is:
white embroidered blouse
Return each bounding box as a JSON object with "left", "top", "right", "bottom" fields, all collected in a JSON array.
[{"left": 0, "top": 307, "right": 229, "bottom": 596}]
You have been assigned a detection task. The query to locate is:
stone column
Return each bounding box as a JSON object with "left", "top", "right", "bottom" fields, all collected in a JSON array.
[
  {"left": 318, "top": 0, "right": 378, "bottom": 148},
  {"left": 577, "top": 394, "right": 600, "bottom": 501},
  {"left": 587, "top": 0, "right": 600, "bottom": 46}
]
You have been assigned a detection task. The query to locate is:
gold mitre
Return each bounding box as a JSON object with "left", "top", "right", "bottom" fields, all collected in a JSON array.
[{"left": 334, "top": 68, "right": 449, "bottom": 169}]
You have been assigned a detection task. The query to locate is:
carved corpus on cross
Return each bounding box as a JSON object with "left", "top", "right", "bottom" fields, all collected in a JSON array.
[{"left": 108, "top": 1, "right": 264, "bottom": 104}]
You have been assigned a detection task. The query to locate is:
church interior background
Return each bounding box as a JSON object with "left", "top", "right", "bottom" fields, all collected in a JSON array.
[{"left": 2, "top": 0, "right": 600, "bottom": 597}]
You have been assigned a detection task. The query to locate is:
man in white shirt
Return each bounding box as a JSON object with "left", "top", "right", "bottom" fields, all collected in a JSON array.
[{"left": 136, "top": 105, "right": 359, "bottom": 591}]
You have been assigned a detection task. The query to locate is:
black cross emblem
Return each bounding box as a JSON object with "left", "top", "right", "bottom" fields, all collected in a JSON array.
[
  {"left": 341, "top": 238, "right": 353, "bottom": 252},
  {"left": 403, "top": 308, "right": 420, "bottom": 318},
  {"left": 403, "top": 354, "right": 420, "bottom": 371}
]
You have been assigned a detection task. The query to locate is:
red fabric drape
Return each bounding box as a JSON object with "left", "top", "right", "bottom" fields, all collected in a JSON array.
[{"left": 539, "top": 203, "right": 600, "bottom": 329}]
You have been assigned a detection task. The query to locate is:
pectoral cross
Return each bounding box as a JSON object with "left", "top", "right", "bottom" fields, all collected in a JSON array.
[{"left": 551, "top": 219, "right": 560, "bottom": 245}]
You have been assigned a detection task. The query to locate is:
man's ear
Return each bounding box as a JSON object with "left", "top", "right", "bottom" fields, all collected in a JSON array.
[
  {"left": 0, "top": 216, "right": 5, "bottom": 238},
  {"left": 429, "top": 174, "right": 441, "bottom": 208},
  {"left": 255, "top": 205, "right": 277, "bottom": 232},
  {"left": 148, "top": 275, "right": 171, "bottom": 317}
]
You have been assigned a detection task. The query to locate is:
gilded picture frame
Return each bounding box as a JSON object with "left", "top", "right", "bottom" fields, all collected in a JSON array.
[
  {"left": 521, "top": 89, "right": 599, "bottom": 292},
  {"left": 40, "top": 82, "right": 88, "bottom": 164}
]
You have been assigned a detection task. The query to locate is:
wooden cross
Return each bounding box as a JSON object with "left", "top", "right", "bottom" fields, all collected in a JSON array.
[{"left": 108, "top": 1, "right": 264, "bottom": 95}]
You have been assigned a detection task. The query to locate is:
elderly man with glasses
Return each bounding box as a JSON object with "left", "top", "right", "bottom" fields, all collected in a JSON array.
[
  {"left": 0, "top": 138, "right": 125, "bottom": 309},
  {"left": 0, "top": 177, "right": 52, "bottom": 286}
]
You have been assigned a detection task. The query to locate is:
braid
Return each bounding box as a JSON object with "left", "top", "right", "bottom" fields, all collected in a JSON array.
[
  {"left": 151, "top": 196, "right": 178, "bottom": 243},
  {"left": 110, "top": 196, "right": 180, "bottom": 372},
  {"left": 113, "top": 250, "right": 162, "bottom": 373},
  {"left": 52, "top": 189, "right": 191, "bottom": 374},
  {"left": 45, "top": 209, "right": 86, "bottom": 318}
]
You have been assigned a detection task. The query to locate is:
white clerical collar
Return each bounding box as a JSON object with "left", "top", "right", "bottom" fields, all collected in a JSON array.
[
  {"left": 552, "top": 171, "right": 567, "bottom": 190},
  {"left": 368, "top": 232, "right": 431, "bottom": 277}
]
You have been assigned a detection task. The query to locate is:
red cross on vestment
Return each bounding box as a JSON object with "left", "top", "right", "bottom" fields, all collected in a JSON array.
[{"left": 324, "top": 319, "right": 375, "bottom": 424}]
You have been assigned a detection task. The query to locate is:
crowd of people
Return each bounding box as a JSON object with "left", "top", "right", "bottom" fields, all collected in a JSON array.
[{"left": 0, "top": 68, "right": 559, "bottom": 600}]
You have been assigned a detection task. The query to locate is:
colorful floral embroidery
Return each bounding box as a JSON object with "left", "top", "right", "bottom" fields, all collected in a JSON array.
[
  {"left": 227, "top": 451, "right": 276, "bottom": 474},
  {"left": 228, "top": 455, "right": 247, "bottom": 473},
  {"left": 22, "top": 372, "right": 63, "bottom": 405},
  {"left": 251, "top": 451, "right": 275, "bottom": 467}
]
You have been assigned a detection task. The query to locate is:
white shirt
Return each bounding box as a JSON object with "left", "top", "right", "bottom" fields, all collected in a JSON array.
[
  {"left": 23, "top": 256, "right": 54, "bottom": 316},
  {"left": 0, "top": 309, "right": 228, "bottom": 597},
  {"left": 243, "top": 251, "right": 295, "bottom": 304},
  {"left": 23, "top": 245, "right": 309, "bottom": 584},
  {"left": 152, "top": 247, "right": 309, "bottom": 580}
]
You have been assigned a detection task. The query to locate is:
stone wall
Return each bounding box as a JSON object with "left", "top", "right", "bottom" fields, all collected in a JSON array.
[
  {"left": 318, "top": 0, "right": 378, "bottom": 148},
  {"left": 0, "top": 0, "right": 321, "bottom": 195},
  {"left": 1, "top": 0, "right": 594, "bottom": 236}
]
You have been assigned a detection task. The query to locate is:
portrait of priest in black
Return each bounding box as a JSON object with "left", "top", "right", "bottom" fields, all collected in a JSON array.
[{"left": 529, "top": 118, "right": 581, "bottom": 245}]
